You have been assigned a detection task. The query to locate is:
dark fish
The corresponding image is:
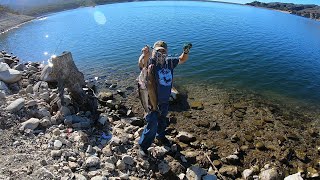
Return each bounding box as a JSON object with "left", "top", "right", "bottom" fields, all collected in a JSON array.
[{"left": 147, "top": 64, "right": 157, "bottom": 111}]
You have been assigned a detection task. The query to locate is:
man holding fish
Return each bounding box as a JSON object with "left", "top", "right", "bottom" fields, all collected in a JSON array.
[{"left": 137, "top": 40, "right": 192, "bottom": 156}]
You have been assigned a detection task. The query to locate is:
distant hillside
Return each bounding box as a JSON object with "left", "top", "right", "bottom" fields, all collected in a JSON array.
[
  {"left": 247, "top": 1, "right": 320, "bottom": 21},
  {"left": 0, "top": 0, "right": 136, "bottom": 16}
]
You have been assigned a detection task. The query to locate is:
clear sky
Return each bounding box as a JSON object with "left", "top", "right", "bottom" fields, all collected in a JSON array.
[{"left": 215, "top": 0, "right": 320, "bottom": 5}]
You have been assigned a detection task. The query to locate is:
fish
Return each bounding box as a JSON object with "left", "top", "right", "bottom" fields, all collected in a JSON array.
[
  {"left": 137, "top": 64, "right": 158, "bottom": 114},
  {"left": 137, "top": 67, "right": 149, "bottom": 113},
  {"left": 147, "top": 64, "right": 158, "bottom": 111}
]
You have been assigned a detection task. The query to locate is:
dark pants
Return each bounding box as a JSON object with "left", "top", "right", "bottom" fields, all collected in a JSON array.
[{"left": 138, "top": 103, "right": 169, "bottom": 151}]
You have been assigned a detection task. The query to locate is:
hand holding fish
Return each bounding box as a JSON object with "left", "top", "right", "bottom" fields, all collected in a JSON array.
[{"left": 141, "top": 45, "right": 150, "bottom": 56}]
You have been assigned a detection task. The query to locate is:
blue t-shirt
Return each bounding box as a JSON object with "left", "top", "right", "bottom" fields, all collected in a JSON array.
[{"left": 149, "top": 57, "right": 179, "bottom": 103}]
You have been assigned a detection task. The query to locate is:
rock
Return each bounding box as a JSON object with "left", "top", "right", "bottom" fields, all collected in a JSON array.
[
  {"left": 91, "top": 176, "right": 107, "bottom": 180},
  {"left": 0, "top": 91, "right": 5, "bottom": 99},
  {"left": 259, "top": 168, "right": 282, "bottom": 180},
  {"left": 26, "top": 84, "right": 33, "bottom": 94},
  {"left": 37, "top": 109, "right": 51, "bottom": 118},
  {"left": 40, "top": 117, "right": 51, "bottom": 128},
  {"left": 243, "top": 169, "right": 254, "bottom": 180},
  {"left": 284, "top": 172, "right": 303, "bottom": 180},
  {"left": 6, "top": 98, "right": 25, "bottom": 112},
  {"left": 126, "top": 110, "right": 134, "bottom": 117},
  {"left": 0, "top": 62, "right": 22, "bottom": 83},
  {"left": 40, "top": 92, "right": 50, "bottom": 102},
  {"left": 98, "top": 91, "right": 113, "bottom": 101},
  {"left": 190, "top": 101, "right": 204, "bottom": 110},
  {"left": 127, "top": 117, "right": 145, "bottom": 127},
  {"left": 168, "top": 160, "right": 185, "bottom": 174},
  {"left": 307, "top": 167, "right": 319, "bottom": 178},
  {"left": 85, "top": 156, "right": 100, "bottom": 168},
  {"left": 13, "top": 64, "right": 25, "bottom": 71},
  {"left": 40, "top": 65, "right": 56, "bottom": 82},
  {"left": 255, "top": 142, "right": 266, "bottom": 150},
  {"left": 226, "top": 154, "right": 240, "bottom": 164},
  {"left": 116, "top": 159, "right": 126, "bottom": 171},
  {"left": 54, "top": 140, "right": 63, "bottom": 149},
  {"left": 122, "top": 155, "right": 134, "bottom": 165},
  {"left": 178, "top": 173, "right": 186, "bottom": 180},
  {"left": 202, "top": 174, "right": 218, "bottom": 180},
  {"left": 33, "top": 81, "right": 48, "bottom": 94},
  {"left": 149, "top": 146, "right": 169, "bottom": 157},
  {"left": 158, "top": 161, "right": 170, "bottom": 174},
  {"left": 104, "top": 162, "right": 115, "bottom": 171},
  {"left": 69, "top": 161, "right": 79, "bottom": 171},
  {"left": 212, "top": 160, "right": 222, "bottom": 167},
  {"left": 98, "top": 116, "right": 107, "bottom": 125},
  {"left": 52, "top": 128, "right": 61, "bottom": 136},
  {"left": 26, "top": 100, "right": 37, "bottom": 107},
  {"left": 51, "top": 150, "right": 62, "bottom": 158},
  {"left": 0, "top": 80, "right": 11, "bottom": 95},
  {"left": 219, "top": 165, "right": 238, "bottom": 177},
  {"left": 177, "top": 131, "right": 196, "bottom": 143},
  {"left": 231, "top": 133, "right": 240, "bottom": 143},
  {"left": 20, "top": 118, "right": 40, "bottom": 131},
  {"left": 186, "top": 166, "right": 206, "bottom": 180},
  {"left": 181, "top": 150, "right": 198, "bottom": 164},
  {"left": 74, "top": 174, "right": 87, "bottom": 180},
  {"left": 102, "top": 145, "right": 113, "bottom": 157},
  {"left": 33, "top": 167, "right": 56, "bottom": 179}
]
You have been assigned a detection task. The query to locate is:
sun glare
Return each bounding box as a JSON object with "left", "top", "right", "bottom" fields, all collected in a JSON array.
[{"left": 93, "top": 11, "right": 107, "bottom": 25}]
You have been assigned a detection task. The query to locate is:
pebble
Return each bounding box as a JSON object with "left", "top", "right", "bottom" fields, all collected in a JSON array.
[
  {"left": 20, "top": 118, "right": 40, "bottom": 131},
  {"left": 259, "top": 168, "right": 282, "bottom": 180},
  {"left": 51, "top": 150, "right": 62, "bottom": 158},
  {"left": 186, "top": 166, "right": 207, "bottom": 180},
  {"left": 122, "top": 155, "right": 134, "bottom": 165},
  {"left": 85, "top": 156, "right": 100, "bottom": 168},
  {"left": 219, "top": 165, "right": 238, "bottom": 177},
  {"left": 104, "top": 162, "right": 115, "bottom": 171},
  {"left": 54, "top": 140, "right": 63, "bottom": 149},
  {"left": 158, "top": 161, "right": 170, "bottom": 174},
  {"left": 177, "top": 131, "right": 196, "bottom": 143},
  {"left": 284, "top": 172, "right": 303, "bottom": 180},
  {"left": 116, "top": 159, "right": 126, "bottom": 171}
]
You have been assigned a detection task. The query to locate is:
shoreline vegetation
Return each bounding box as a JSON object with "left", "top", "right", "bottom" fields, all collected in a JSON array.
[{"left": 246, "top": 1, "right": 320, "bottom": 21}]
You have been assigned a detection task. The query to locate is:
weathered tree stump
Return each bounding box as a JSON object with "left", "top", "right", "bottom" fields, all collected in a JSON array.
[{"left": 51, "top": 51, "right": 98, "bottom": 119}]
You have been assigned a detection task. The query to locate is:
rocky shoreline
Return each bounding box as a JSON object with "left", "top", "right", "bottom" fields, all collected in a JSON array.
[{"left": 1, "top": 51, "right": 320, "bottom": 180}]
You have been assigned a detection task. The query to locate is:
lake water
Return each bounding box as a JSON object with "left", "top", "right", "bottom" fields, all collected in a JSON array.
[{"left": 1, "top": 1, "right": 320, "bottom": 110}]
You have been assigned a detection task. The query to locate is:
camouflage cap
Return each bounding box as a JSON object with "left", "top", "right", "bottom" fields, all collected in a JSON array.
[{"left": 153, "top": 40, "right": 167, "bottom": 50}]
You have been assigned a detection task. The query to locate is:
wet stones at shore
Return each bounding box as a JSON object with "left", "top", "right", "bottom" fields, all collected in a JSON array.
[{"left": 1, "top": 51, "right": 320, "bottom": 179}]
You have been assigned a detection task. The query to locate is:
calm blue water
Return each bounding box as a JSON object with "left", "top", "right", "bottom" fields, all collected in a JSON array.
[{"left": 1, "top": 1, "right": 320, "bottom": 108}]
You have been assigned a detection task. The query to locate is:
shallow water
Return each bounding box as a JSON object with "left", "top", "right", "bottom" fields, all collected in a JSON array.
[{"left": 1, "top": 1, "right": 320, "bottom": 110}]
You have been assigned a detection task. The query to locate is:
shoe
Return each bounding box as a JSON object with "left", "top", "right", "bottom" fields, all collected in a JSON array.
[
  {"left": 138, "top": 146, "right": 148, "bottom": 157},
  {"left": 157, "top": 137, "right": 172, "bottom": 147}
]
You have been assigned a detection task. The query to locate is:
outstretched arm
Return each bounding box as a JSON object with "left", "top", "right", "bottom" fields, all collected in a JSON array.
[{"left": 178, "top": 43, "right": 192, "bottom": 64}]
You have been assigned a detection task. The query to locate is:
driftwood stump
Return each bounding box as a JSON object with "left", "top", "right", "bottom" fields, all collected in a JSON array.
[{"left": 51, "top": 51, "right": 98, "bottom": 119}]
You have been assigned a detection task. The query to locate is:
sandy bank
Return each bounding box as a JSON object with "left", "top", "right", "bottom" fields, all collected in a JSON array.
[{"left": 0, "top": 12, "right": 34, "bottom": 33}]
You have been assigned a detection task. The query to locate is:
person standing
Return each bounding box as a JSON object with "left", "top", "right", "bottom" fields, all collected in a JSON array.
[{"left": 138, "top": 40, "right": 192, "bottom": 155}]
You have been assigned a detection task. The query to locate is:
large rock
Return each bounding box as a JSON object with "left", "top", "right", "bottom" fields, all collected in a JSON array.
[
  {"left": 0, "top": 80, "right": 11, "bottom": 95},
  {"left": 6, "top": 98, "right": 25, "bottom": 112},
  {"left": 259, "top": 168, "right": 282, "bottom": 180},
  {"left": 0, "top": 62, "right": 22, "bottom": 84},
  {"left": 284, "top": 172, "right": 303, "bottom": 180},
  {"left": 186, "top": 166, "right": 207, "bottom": 180},
  {"left": 20, "top": 118, "right": 40, "bottom": 131},
  {"left": 177, "top": 131, "right": 196, "bottom": 143},
  {"left": 85, "top": 156, "right": 100, "bottom": 168},
  {"left": 40, "top": 65, "right": 56, "bottom": 82}
]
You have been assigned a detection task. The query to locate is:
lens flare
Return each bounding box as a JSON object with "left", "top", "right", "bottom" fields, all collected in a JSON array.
[
  {"left": 45, "top": 35, "right": 49, "bottom": 38},
  {"left": 93, "top": 11, "right": 107, "bottom": 25},
  {"left": 44, "top": 52, "right": 48, "bottom": 56}
]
